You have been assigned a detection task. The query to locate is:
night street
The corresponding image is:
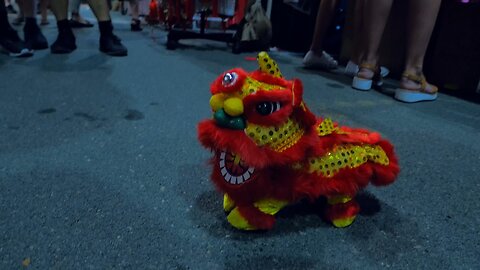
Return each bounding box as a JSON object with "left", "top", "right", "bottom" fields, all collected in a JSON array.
[{"left": 1, "top": 10, "right": 479, "bottom": 270}]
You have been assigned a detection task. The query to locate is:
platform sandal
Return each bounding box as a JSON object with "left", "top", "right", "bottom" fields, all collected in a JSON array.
[
  {"left": 394, "top": 72, "right": 438, "bottom": 103},
  {"left": 352, "top": 63, "right": 383, "bottom": 91}
]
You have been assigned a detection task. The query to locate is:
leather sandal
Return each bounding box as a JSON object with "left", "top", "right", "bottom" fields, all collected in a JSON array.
[
  {"left": 352, "top": 63, "right": 383, "bottom": 91},
  {"left": 395, "top": 72, "right": 438, "bottom": 103}
]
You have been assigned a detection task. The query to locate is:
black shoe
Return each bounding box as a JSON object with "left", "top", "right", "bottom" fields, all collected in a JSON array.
[
  {"left": 0, "top": 29, "right": 33, "bottom": 57},
  {"left": 24, "top": 21, "right": 49, "bottom": 50},
  {"left": 50, "top": 29, "right": 77, "bottom": 54},
  {"left": 6, "top": 4, "right": 17, "bottom": 14},
  {"left": 131, "top": 19, "right": 142, "bottom": 32},
  {"left": 99, "top": 34, "right": 127, "bottom": 56}
]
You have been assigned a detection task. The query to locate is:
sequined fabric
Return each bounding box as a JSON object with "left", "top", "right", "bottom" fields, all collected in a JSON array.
[
  {"left": 246, "top": 118, "right": 304, "bottom": 152},
  {"left": 308, "top": 144, "right": 390, "bottom": 177}
]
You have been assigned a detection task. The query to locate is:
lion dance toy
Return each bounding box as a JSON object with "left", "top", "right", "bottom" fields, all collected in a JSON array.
[{"left": 197, "top": 52, "right": 400, "bottom": 230}]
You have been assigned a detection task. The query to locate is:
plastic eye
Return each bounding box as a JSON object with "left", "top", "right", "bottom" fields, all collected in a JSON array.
[
  {"left": 222, "top": 72, "right": 237, "bottom": 86},
  {"left": 256, "top": 101, "right": 281, "bottom": 116}
]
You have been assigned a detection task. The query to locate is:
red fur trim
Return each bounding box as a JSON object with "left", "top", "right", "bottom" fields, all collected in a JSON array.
[
  {"left": 211, "top": 68, "right": 247, "bottom": 95},
  {"left": 243, "top": 90, "right": 293, "bottom": 125},
  {"left": 325, "top": 200, "right": 360, "bottom": 221},
  {"left": 198, "top": 119, "right": 318, "bottom": 168},
  {"left": 237, "top": 205, "right": 276, "bottom": 230},
  {"left": 293, "top": 107, "right": 317, "bottom": 128}
]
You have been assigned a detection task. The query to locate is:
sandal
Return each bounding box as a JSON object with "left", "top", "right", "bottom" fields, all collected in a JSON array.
[
  {"left": 352, "top": 63, "right": 383, "bottom": 91},
  {"left": 395, "top": 72, "right": 438, "bottom": 103}
]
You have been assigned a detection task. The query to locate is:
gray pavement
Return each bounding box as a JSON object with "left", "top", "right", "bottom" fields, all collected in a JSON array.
[{"left": 1, "top": 11, "right": 480, "bottom": 270}]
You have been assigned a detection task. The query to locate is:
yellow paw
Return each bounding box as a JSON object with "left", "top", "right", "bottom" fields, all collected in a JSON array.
[
  {"left": 227, "top": 208, "right": 257, "bottom": 230},
  {"left": 332, "top": 216, "right": 356, "bottom": 228},
  {"left": 223, "top": 194, "right": 235, "bottom": 213},
  {"left": 254, "top": 198, "right": 289, "bottom": 215}
]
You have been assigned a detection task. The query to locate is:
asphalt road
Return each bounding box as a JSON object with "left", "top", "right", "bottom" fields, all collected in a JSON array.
[{"left": 1, "top": 11, "right": 479, "bottom": 270}]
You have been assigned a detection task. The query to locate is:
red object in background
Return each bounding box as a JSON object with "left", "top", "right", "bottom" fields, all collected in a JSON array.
[{"left": 147, "top": 0, "right": 159, "bottom": 25}]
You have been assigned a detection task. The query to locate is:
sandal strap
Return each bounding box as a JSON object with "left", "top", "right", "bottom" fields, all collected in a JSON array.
[
  {"left": 359, "top": 63, "right": 378, "bottom": 72},
  {"left": 402, "top": 72, "right": 438, "bottom": 94}
]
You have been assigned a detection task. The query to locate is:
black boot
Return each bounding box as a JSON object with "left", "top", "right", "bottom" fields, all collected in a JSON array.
[
  {"left": 99, "top": 20, "right": 127, "bottom": 56},
  {"left": 0, "top": 28, "right": 33, "bottom": 57},
  {"left": 130, "top": 19, "right": 142, "bottom": 32},
  {"left": 50, "top": 19, "right": 77, "bottom": 54},
  {"left": 24, "top": 17, "right": 48, "bottom": 50}
]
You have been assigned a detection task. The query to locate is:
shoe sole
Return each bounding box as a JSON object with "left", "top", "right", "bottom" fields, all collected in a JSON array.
[
  {"left": 394, "top": 89, "right": 438, "bottom": 103},
  {"left": 352, "top": 76, "right": 372, "bottom": 91},
  {"left": 50, "top": 47, "right": 76, "bottom": 54}
]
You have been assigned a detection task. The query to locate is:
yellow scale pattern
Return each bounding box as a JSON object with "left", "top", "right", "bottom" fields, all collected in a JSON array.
[
  {"left": 308, "top": 144, "right": 390, "bottom": 177},
  {"left": 240, "top": 77, "right": 285, "bottom": 97},
  {"left": 246, "top": 118, "right": 304, "bottom": 152},
  {"left": 317, "top": 118, "right": 337, "bottom": 136},
  {"left": 257, "top": 51, "right": 283, "bottom": 78}
]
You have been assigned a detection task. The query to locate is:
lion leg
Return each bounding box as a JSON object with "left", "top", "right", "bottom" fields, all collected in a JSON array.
[
  {"left": 226, "top": 198, "right": 289, "bottom": 230},
  {"left": 325, "top": 195, "right": 360, "bottom": 228}
]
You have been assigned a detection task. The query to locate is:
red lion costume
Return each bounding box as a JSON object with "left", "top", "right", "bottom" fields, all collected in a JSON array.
[{"left": 198, "top": 52, "right": 399, "bottom": 230}]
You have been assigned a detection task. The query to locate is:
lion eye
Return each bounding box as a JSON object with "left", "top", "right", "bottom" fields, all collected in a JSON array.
[
  {"left": 256, "top": 102, "right": 281, "bottom": 116},
  {"left": 222, "top": 72, "right": 237, "bottom": 86}
]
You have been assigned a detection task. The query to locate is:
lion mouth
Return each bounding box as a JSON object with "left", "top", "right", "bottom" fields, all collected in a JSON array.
[{"left": 219, "top": 151, "right": 255, "bottom": 185}]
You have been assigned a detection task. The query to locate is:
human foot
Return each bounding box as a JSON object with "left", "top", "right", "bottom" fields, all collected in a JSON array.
[{"left": 395, "top": 72, "right": 438, "bottom": 103}]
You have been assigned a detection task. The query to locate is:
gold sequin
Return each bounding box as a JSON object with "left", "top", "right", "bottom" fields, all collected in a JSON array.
[
  {"left": 246, "top": 118, "right": 304, "bottom": 152},
  {"left": 308, "top": 144, "right": 390, "bottom": 177},
  {"left": 257, "top": 51, "right": 283, "bottom": 78},
  {"left": 240, "top": 77, "right": 285, "bottom": 97},
  {"left": 317, "top": 118, "right": 337, "bottom": 136}
]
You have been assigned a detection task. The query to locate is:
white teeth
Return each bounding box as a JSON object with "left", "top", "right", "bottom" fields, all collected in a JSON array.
[
  {"left": 221, "top": 167, "right": 228, "bottom": 176},
  {"left": 219, "top": 151, "right": 255, "bottom": 185}
]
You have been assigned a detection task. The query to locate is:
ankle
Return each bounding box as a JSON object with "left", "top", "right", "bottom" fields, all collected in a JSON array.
[{"left": 98, "top": 20, "right": 113, "bottom": 36}]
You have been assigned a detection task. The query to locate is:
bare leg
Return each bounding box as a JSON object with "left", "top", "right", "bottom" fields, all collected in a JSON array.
[
  {"left": 40, "top": 0, "right": 49, "bottom": 24},
  {"left": 303, "top": 0, "right": 340, "bottom": 69},
  {"left": 360, "top": 0, "right": 393, "bottom": 66},
  {"left": 129, "top": 0, "right": 142, "bottom": 31},
  {"left": 395, "top": 0, "right": 441, "bottom": 101},
  {"left": 403, "top": 0, "right": 441, "bottom": 76},
  {"left": 130, "top": 0, "right": 140, "bottom": 20},
  {"left": 310, "top": 0, "right": 340, "bottom": 54},
  {"left": 13, "top": 0, "right": 24, "bottom": 24},
  {"left": 20, "top": 0, "right": 35, "bottom": 18},
  {"left": 351, "top": 0, "right": 393, "bottom": 90},
  {"left": 86, "top": 0, "right": 110, "bottom": 22},
  {"left": 49, "top": 0, "right": 68, "bottom": 21},
  {"left": 350, "top": 0, "right": 365, "bottom": 65}
]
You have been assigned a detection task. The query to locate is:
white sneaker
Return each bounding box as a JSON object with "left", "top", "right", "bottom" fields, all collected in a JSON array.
[
  {"left": 303, "top": 50, "right": 338, "bottom": 70},
  {"left": 344, "top": 60, "right": 390, "bottom": 78}
]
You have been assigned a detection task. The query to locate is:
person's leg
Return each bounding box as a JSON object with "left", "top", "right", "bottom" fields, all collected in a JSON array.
[
  {"left": 303, "top": 0, "right": 340, "bottom": 69},
  {"left": 40, "top": 0, "right": 49, "bottom": 25},
  {"left": 12, "top": 0, "right": 24, "bottom": 25},
  {"left": 130, "top": 0, "right": 142, "bottom": 31},
  {"left": 310, "top": 0, "right": 339, "bottom": 55},
  {"left": 70, "top": 0, "right": 93, "bottom": 27},
  {"left": 0, "top": 1, "right": 33, "bottom": 56},
  {"left": 395, "top": 0, "right": 441, "bottom": 102},
  {"left": 86, "top": 0, "right": 128, "bottom": 56},
  {"left": 351, "top": 0, "right": 393, "bottom": 90},
  {"left": 23, "top": 0, "right": 48, "bottom": 49},
  {"left": 50, "top": 0, "right": 77, "bottom": 53}
]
